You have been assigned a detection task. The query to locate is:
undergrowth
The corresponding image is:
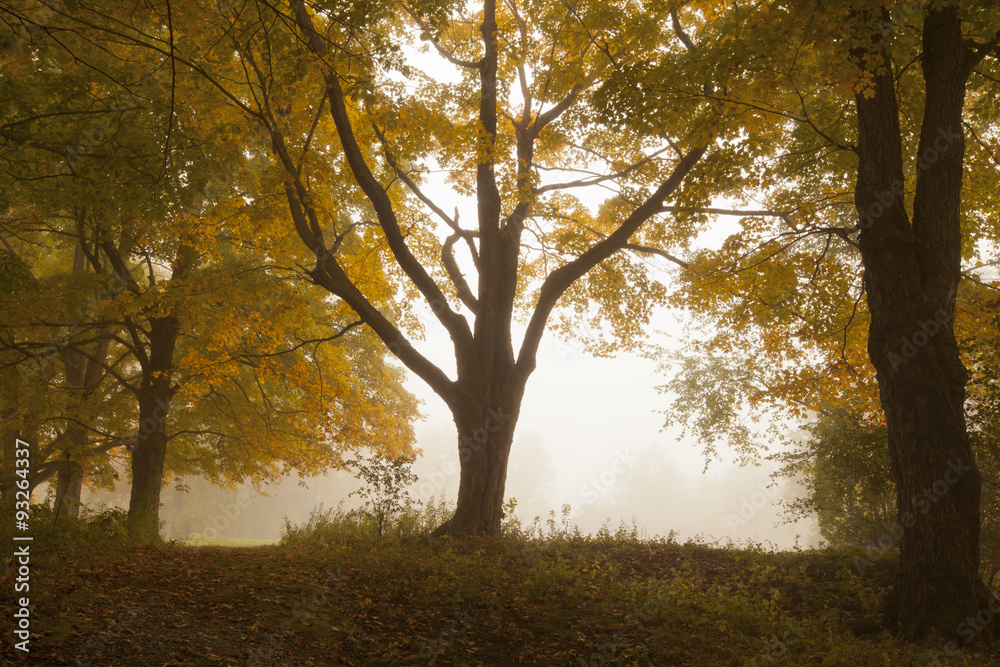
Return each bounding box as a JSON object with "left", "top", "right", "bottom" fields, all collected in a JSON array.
[
  {"left": 2, "top": 504, "right": 135, "bottom": 557},
  {"left": 272, "top": 499, "right": 998, "bottom": 666},
  {"left": 12, "top": 497, "right": 1000, "bottom": 665}
]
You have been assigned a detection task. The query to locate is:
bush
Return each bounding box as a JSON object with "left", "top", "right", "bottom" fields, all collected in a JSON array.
[
  {"left": 345, "top": 451, "right": 420, "bottom": 546},
  {"left": 0, "top": 504, "right": 135, "bottom": 560}
]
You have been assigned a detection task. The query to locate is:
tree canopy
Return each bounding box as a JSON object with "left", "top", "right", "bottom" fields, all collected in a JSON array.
[{"left": 2, "top": 0, "right": 1000, "bottom": 641}]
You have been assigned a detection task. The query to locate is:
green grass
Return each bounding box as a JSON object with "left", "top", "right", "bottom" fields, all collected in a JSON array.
[
  {"left": 176, "top": 537, "right": 278, "bottom": 547},
  {"left": 7, "top": 503, "right": 1000, "bottom": 665}
]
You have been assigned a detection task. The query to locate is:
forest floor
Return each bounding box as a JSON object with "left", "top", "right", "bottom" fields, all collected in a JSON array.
[{"left": 6, "top": 535, "right": 1000, "bottom": 666}]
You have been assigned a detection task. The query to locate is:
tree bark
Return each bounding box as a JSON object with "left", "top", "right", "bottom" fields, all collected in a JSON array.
[
  {"left": 126, "top": 314, "right": 178, "bottom": 540},
  {"left": 433, "top": 375, "right": 525, "bottom": 536},
  {"left": 853, "top": 4, "right": 996, "bottom": 641},
  {"left": 53, "top": 450, "right": 84, "bottom": 518}
]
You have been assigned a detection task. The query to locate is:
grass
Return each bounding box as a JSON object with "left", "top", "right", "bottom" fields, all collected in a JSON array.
[
  {"left": 176, "top": 537, "right": 279, "bottom": 547},
  {"left": 4, "top": 503, "right": 1000, "bottom": 665}
]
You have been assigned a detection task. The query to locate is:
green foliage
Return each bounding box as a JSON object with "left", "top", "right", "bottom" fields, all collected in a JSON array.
[
  {"left": 0, "top": 504, "right": 135, "bottom": 559},
  {"left": 0, "top": 249, "right": 37, "bottom": 295},
  {"left": 280, "top": 496, "right": 453, "bottom": 549},
  {"left": 773, "top": 407, "right": 896, "bottom": 549},
  {"left": 344, "top": 450, "right": 420, "bottom": 546},
  {"left": 775, "top": 397, "right": 1000, "bottom": 585}
]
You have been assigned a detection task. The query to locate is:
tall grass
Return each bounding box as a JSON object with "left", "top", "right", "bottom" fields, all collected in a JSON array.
[
  {"left": 280, "top": 496, "right": 677, "bottom": 550},
  {"left": 280, "top": 495, "right": 455, "bottom": 547},
  {"left": 1, "top": 504, "right": 137, "bottom": 564}
]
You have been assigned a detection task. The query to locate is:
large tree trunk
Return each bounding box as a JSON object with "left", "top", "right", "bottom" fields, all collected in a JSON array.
[
  {"left": 854, "top": 4, "right": 994, "bottom": 641},
  {"left": 434, "top": 382, "right": 524, "bottom": 536},
  {"left": 126, "top": 314, "right": 178, "bottom": 541}
]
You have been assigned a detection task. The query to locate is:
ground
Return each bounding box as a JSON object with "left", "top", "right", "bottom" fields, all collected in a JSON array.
[{"left": 4, "top": 536, "right": 999, "bottom": 665}]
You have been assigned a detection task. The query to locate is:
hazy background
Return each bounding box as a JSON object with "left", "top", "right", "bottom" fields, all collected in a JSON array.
[
  {"left": 80, "top": 301, "right": 819, "bottom": 549},
  {"left": 61, "top": 22, "right": 824, "bottom": 549}
]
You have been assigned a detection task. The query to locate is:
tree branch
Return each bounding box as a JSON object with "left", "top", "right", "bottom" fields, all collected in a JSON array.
[
  {"left": 321, "top": 72, "right": 473, "bottom": 346},
  {"left": 515, "top": 147, "right": 706, "bottom": 383},
  {"left": 442, "top": 233, "right": 480, "bottom": 312}
]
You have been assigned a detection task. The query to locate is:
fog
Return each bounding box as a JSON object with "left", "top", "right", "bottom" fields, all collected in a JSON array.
[{"left": 82, "top": 326, "right": 819, "bottom": 549}]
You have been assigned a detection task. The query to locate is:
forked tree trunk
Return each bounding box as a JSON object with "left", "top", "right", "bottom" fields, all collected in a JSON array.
[{"left": 853, "top": 4, "right": 996, "bottom": 641}]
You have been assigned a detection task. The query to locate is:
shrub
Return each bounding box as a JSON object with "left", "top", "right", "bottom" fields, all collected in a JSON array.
[
  {"left": 0, "top": 504, "right": 135, "bottom": 561},
  {"left": 345, "top": 451, "right": 420, "bottom": 546}
]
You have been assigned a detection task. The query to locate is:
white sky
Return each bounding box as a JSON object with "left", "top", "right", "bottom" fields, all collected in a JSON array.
[{"left": 399, "top": 291, "right": 818, "bottom": 548}]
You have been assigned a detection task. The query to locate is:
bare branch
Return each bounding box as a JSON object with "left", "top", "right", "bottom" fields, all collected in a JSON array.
[{"left": 442, "top": 233, "right": 480, "bottom": 313}]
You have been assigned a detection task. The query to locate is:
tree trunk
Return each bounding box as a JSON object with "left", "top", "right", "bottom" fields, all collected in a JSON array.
[
  {"left": 53, "top": 452, "right": 84, "bottom": 518},
  {"left": 0, "top": 420, "right": 17, "bottom": 511},
  {"left": 48, "top": 240, "right": 114, "bottom": 519},
  {"left": 853, "top": 4, "right": 995, "bottom": 641},
  {"left": 126, "top": 314, "right": 178, "bottom": 541},
  {"left": 434, "top": 384, "right": 524, "bottom": 536}
]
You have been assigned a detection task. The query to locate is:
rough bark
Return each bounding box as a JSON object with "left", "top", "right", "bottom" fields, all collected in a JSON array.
[
  {"left": 853, "top": 4, "right": 997, "bottom": 641},
  {"left": 125, "top": 314, "right": 178, "bottom": 540},
  {"left": 433, "top": 376, "right": 525, "bottom": 536}
]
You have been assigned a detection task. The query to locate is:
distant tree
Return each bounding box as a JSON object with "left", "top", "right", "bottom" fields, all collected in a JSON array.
[{"left": 774, "top": 408, "right": 895, "bottom": 549}]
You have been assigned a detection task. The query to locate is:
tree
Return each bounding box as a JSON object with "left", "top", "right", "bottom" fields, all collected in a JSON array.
[
  {"left": 247, "top": 0, "right": 712, "bottom": 535},
  {"left": 774, "top": 407, "right": 896, "bottom": 549},
  {"left": 776, "top": 282, "right": 1000, "bottom": 578},
  {"left": 643, "top": 0, "right": 1000, "bottom": 640},
  {"left": 849, "top": 1, "right": 1000, "bottom": 638},
  {"left": 47, "top": 0, "right": 728, "bottom": 535},
  {"left": 346, "top": 450, "right": 419, "bottom": 546},
  {"left": 0, "top": 227, "right": 134, "bottom": 515},
  {"left": 0, "top": 5, "right": 420, "bottom": 538}
]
